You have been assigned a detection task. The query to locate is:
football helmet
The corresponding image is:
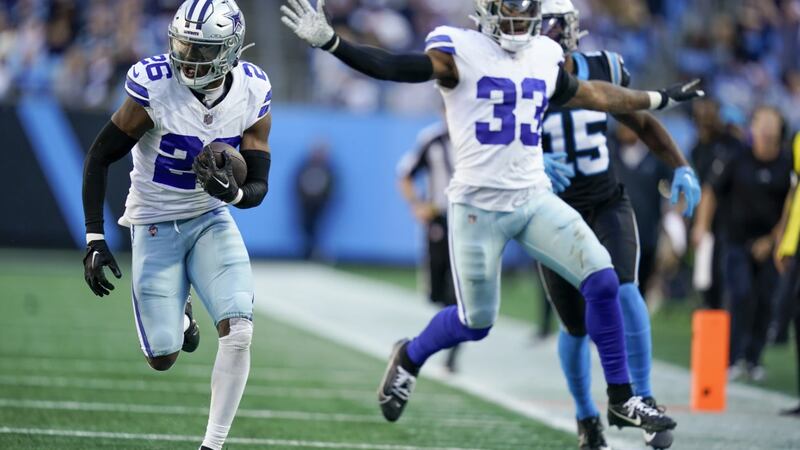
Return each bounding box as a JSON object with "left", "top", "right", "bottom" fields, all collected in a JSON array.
[
  {"left": 540, "top": 0, "right": 585, "bottom": 52},
  {"left": 168, "top": 0, "right": 249, "bottom": 90},
  {"left": 473, "top": 0, "right": 543, "bottom": 53}
]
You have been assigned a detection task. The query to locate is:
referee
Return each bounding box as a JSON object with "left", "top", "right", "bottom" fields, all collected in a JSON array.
[{"left": 397, "top": 121, "right": 459, "bottom": 372}]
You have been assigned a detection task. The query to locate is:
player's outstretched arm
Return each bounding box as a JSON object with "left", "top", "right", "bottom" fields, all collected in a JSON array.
[
  {"left": 565, "top": 78, "right": 704, "bottom": 114},
  {"left": 613, "top": 112, "right": 701, "bottom": 217},
  {"left": 81, "top": 98, "right": 153, "bottom": 297},
  {"left": 281, "top": 0, "right": 456, "bottom": 85},
  {"left": 194, "top": 115, "right": 273, "bottom": 209}
]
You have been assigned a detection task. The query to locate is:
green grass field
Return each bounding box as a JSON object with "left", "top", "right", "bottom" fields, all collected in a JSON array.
[
  {"left": 0, "top": 250, "right": 575, "bottom": 450},
  {"left": 339, "top": 264, "right": 798, "bottom": 397}
]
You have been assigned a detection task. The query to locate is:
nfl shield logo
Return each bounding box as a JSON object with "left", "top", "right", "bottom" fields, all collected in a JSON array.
[
  {"left": 148, "top": 225, "right": 158, "bottom": 237},
  {"left": 204, "top": 114, "right": 214, "bottom": 125}
]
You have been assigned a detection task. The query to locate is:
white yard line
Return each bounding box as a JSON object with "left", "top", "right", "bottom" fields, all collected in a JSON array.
[
  {"left": 0, "top": 398, "right": 519, "bottom": 428},
  {"left": 251, "top": 262, "right": 800, "bottom": 450},
  {"left": 0, "top": 355, "right": 374, "bottom": 386},
  {"left": 0, "top": 427, "right": 484, "bottom": 450},
  {"left": 0, "top": 374, "right": 464, "bottom": 405}
]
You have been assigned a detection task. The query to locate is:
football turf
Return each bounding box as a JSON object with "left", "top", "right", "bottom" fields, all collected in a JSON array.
[
  {"left": 339, "top": 264, "right": 799, "bottom": 397},
  {"left": 0, "top": 250, "right": 574, "bottom": 450}
]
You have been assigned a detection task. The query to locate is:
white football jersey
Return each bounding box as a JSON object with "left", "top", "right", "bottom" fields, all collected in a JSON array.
[
  {"left": 424, "top": 27, "right": 566, "bottom": 210},
  {"left": 120, "top": 54, "right": 272, "bottom": 226}
]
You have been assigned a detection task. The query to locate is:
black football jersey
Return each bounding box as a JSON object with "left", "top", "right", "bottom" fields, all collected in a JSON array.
[{"left": 542, "top": 51, "right": 631, "bottom": 215}]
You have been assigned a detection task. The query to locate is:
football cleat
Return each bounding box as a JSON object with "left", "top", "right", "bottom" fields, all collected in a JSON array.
[
  {"left": 182, "top": 295, "right": 200, "bottom": 353},
  {"left": 607, "top": 396, "right": 676, "bottom": 433},
  {"left": 576, "top": 415, "right": 609, "bottom": 450},
  {"left": 377, "top": 339, "right": 419, "bottom": 422},
  {"left": 641, "top": 397, "right": 674, "bottom": 449}
]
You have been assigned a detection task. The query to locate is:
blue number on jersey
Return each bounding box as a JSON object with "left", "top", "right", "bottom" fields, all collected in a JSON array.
[
  {"left": 139, "top": 55, "right": 173, "bottom": 82},
  {"left": 475, "top": 77, "right": 548, "bottom": 147},
  {"left": 242, "top": 62, "right": 267, "bottom": 81},
  {"left": 543, "top": 110, "right": 609, "bottom": 176},
  {"left": 153, "top": 134, "right": 242, "bottom": 190}
]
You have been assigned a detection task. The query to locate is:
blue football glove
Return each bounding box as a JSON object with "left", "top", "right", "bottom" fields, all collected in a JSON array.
[
  {"left": 544, "top": 152, "right": 575, "bottom": 193},
  {"left": 671, "top": 166, "right": 701, "bottom": 218}
]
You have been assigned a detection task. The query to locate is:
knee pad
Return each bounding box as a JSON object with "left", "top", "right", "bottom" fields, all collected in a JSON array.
[
  {"left": 580, "top": 268, "right": 619, "bottom": 304},
  {"left": 464, "top": 308, "right": 497, "bottom": 330},
  {"left": 220, "top": 317, "right": 253, "bottom": 351}
]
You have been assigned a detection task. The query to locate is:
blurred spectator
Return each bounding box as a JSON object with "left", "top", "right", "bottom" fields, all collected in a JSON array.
[
  {"left": 694, "top": 106, "right": 792, "bottom": 381},
  {"left": 295, "top": 140, "right": 335, "bottom": 260},
  {"left": 612, "top": 123, "right": 671, "bottom": 295},
  {"left": 690, "top": 99, "right": 745, "bottom": 309},
  {"left": 396, "top": 120, "right": 460, "bottom": 371}
]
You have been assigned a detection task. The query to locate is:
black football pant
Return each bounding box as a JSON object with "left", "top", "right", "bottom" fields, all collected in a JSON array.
[{"left": 724, "top": 244, "right": 777, "bottom": 366}]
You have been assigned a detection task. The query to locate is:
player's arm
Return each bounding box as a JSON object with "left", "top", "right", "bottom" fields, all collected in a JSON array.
[
  {"left": 280, "top": 0, "right": 457, "bottom": 87},
  {"left": 81, "top": 98, "right": 154, "bottom": 297},
  {"left": 193, "top": 114, "right": 272, "bottom": 209},
  {"left": 613, "top": 112, "right": 701, "bottom": 217},
  {"left": 556, "top": 67, "right": 704, "bottom": 113}
]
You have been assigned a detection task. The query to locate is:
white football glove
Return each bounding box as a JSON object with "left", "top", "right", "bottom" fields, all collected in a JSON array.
[{"left": 280, "top": 0, "right": 335, "bottom": 48}]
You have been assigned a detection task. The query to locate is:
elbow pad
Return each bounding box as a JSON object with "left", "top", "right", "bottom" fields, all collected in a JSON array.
[{"left": 233, "top": 150, "right": 270, "bottom": 209}]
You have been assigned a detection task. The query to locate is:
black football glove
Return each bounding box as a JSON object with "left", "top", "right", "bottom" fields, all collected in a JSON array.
[
  {"left": 192, "top": 148, "right": 239, "bottom": 203},
  {"left": 83, "top": 240, "right": 122, "bottom": 297},
  {"left": 654, "top": 79, "right": 705, "bottom": 110}
]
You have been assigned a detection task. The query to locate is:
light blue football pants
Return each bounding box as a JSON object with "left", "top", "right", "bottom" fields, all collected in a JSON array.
[
  {"left": 130, "top": 207, "right": 254, "bottom": 358},
  {"left": 449, "top": 191, "right": 613, "bottom": 329}
]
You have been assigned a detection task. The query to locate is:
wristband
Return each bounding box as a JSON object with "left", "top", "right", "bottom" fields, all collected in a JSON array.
[
  {"left": 86, "top": 233, "right": 105, "bottom": 244},
  {"left": 648, "top": 91, "right": 668, "bottom": 110}
]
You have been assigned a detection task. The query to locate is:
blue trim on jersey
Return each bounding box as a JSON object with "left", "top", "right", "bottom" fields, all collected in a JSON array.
[
  {"left": 196, "top": 0, "right": 214, "bottom": 29},
  {"left": 126, "top": 77, "right": 149, "bottom": 99},
  {"left": 264, "top": 90, "right": 272, "bottom": 103},
  {"left": 426, "top": 35, "right": 453, "bottom": 45},
  {"left": 17, "top": 96, "right": 121, "bottom": 249},
  {"left": 132, "top": 287, "right": 154, "bottom": 358},
  {"left": 429, "top": 46, "right": 456, "bottom": 55},
  {"left": 608, "top": 52, "right": 621, "bottom": 86},
  {"left": 573, "top": 53, "right": 589, "bottom": 80},
  {"left": 187, "top": 0, "right": 201, "bottom": 22},
  {"left": 258, "top": 105, "right": 271, "bottom": 118},
  {"left": 128, "top": 94, "right": 150, "bottom": 108}
]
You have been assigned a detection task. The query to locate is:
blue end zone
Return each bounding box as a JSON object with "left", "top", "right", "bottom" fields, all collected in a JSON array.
[{"left": 17, "top": 96, "right": 121, "bottom": 249}]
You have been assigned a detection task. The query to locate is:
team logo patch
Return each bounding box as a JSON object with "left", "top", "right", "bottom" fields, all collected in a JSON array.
[
  {"left": 148, "top": 225, "right": 158, "bottom": 237},
  {"left": 468, "top": 214, "right": 477, "bottom": 224},
  {"left": 204, "top": 113, "right": 214, "bottom": 125}
]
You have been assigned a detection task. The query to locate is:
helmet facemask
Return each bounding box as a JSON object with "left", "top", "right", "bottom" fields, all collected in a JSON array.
[
  {"left": 475, "top": 0, "right": 543, "bottom": 53},
  {"left": 541, "top": 10, "right": 582, "bottom": 52},
  {"left": 169, "top": 32, "right": 240, "bottom": 91}
]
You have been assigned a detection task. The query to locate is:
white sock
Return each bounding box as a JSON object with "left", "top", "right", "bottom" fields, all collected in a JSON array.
[{"left": 201, "top": 318, "right": 252, "bottom": 450}]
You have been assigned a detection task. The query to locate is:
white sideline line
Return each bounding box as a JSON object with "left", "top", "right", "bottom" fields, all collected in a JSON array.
[
  {"left": 0, "top": 398, "right": 520, "bottom": 428},
  {"left": 0, "top": 375, "right": 463, "bottom": 405},
  {"left": 0, "top": 427, "right": 484, "bottom": 450}
]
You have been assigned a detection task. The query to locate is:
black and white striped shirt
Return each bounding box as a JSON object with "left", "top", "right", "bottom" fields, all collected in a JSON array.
[{"left": 397, "top": 122, "right": 454, "bottom": 213}]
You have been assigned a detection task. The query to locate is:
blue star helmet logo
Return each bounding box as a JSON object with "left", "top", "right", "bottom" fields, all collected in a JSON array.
[{"left": 225, "top": 10, "right": 243, "bottom": 32}]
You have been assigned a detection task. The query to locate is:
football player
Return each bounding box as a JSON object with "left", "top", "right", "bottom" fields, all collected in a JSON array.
[
  {"left": 282, "top": 0, "right": 701, "bottom": 435},
  {"left": 81, "top": 1, "right": 272, "bottom": 449},
  {"left": 537, "top": 1, "right": 701, "bottom": 449}
]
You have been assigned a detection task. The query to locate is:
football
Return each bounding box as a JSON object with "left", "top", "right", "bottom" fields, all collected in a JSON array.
[{"left": 205, "top": 142, "right": 247, "bottom": 186}]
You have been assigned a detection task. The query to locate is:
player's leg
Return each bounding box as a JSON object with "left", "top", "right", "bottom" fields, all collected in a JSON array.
[
  {"left": 130, "top": 222, "right": 190, "bottom": 371},
  {"left": 538, "top": 264, "right": 608, "bottom": 450},
  {"left": 593, "top": 198, "right": 673, "bottom": 448},
  {"left": 429, "top": 215, "right": 460, "bottom": 372},
  {"left": 186, "top": 208, "right": 254, "bottom": 450},
  {"left": 515, "top": 191, "right": 675, "bottom": 433},
  {"left": 379, "top": 203, "right": 507, "bottom": 421},
  {"left": 592, "top": 198, "right": 653, "bottom": 398}
]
